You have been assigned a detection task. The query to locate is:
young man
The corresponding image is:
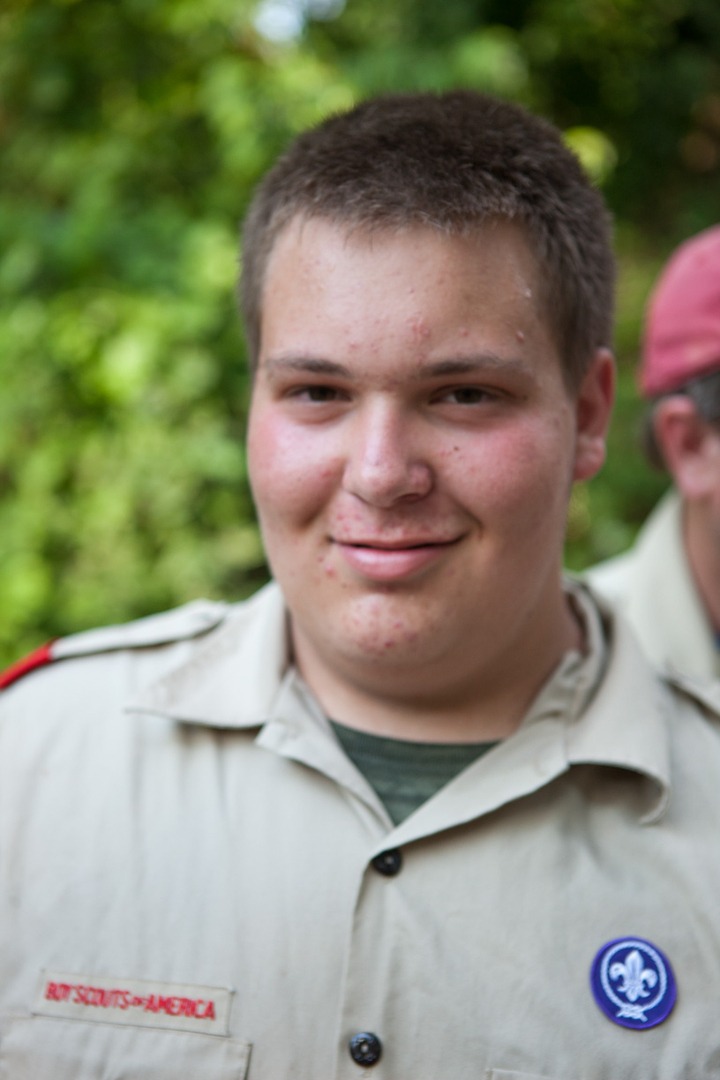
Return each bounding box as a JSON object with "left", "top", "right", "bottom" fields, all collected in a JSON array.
[
  {"left": 587, "top": 225, "right": 720, "bottom": 680},
  {"left": 2, "top": 91, "right": 720, "bottom": 1078}
]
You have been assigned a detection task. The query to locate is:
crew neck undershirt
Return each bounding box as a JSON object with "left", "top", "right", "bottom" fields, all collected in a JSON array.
[{"left": 329, "top": 720, "right": 497, "bottom": 825}]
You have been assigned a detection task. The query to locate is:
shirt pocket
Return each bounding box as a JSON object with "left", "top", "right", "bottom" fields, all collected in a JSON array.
[{"left": 0, "top": 1015, "right": 251, "bottom": 1079}]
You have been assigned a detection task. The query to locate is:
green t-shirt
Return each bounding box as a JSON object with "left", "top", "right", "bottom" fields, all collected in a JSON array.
[{"left": 330, "top": 720, "right": 496, "bottom": 825}]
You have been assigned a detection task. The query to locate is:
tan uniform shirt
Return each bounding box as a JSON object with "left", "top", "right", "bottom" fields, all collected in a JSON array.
[
  {"left": 586, "top": 490, "right": 720, "bottom": 680},
  {"left": 1, "top": 581, "right": 720, "bottom": 1079}
]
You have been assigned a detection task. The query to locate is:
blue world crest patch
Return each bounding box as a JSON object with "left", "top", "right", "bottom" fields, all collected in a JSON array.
[{"left": 590, "top": 937, "right": 677, "bottom": 1030}]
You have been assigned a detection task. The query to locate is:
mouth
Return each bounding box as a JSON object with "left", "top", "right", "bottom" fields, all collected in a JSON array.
[
  {"left": 334, "top": 534, "right": 462, "bottom": 549},
  {"left": 331, "top": 536, "right": 462, "bottom": 581}
]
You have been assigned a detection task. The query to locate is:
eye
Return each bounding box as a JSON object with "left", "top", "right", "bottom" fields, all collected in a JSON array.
[
  {"left": 292, "top": 385, "right": 348, "bottom": 402},
  {"left": 436, "top": 386, "right": 498, "bottom": 405},
  {"left": 450, "top": 387, "right": 488, "bottom": 404}
]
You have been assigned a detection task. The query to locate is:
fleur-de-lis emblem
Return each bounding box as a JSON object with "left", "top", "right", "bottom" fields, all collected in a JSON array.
[
  {"left": 591, "top": 936, "right": 676, "bottom": 1030},
  {"left": 609, "top": 949, "right": 658, "bottom": 1003}
]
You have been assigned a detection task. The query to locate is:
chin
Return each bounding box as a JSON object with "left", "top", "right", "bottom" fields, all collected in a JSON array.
[{"left": 330, "top": 614, "right": 435, "bottom": 667}]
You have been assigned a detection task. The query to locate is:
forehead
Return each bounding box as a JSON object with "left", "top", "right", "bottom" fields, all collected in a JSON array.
[
  {"left": 264, "top": 213, "right": 542, "bottom": 289},
  {"left": 259, "top": 216, "right": 555, "bottom": 365}
]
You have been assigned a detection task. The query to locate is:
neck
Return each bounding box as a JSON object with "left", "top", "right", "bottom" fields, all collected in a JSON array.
[{"left": 292, "top": 590, "right": 583, "bottom": 743}]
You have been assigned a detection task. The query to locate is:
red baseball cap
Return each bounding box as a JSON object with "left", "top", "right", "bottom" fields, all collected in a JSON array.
[{"left": 640, "top": 224, "right": 720, "bottom": 397}]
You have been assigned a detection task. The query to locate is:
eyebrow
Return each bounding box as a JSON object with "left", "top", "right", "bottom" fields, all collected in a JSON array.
[
  {"left": 419, "top": 355, "right": 533, "bottom": 379},
  {"left": 263, "top": 356, "right": 352, "bottom": 378},
  {"left": 261, "top": 354, "right": 534, "bottom": 380}
]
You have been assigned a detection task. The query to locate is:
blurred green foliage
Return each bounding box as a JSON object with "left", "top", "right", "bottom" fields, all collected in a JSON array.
[{"left": 1, "top": 0, "right": 719, "bottom": 664}]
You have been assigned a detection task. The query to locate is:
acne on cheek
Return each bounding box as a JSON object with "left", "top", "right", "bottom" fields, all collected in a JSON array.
[
  {"left": 433, "top": 442, "right": 464, "bottom": 467},
  {"left": 317, "top": 555, "right": 339, "bottom": 580},
  {"left": 333, "top": 507, "right": 372, "bottom": 531}
]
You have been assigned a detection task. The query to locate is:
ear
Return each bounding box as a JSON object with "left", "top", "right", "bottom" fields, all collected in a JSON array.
[
  {"left": 572, "top": 348, "right": 615, "bottom": 483},
  {"left": 653, "top": 397, "right": 720, "bottom": 500}
]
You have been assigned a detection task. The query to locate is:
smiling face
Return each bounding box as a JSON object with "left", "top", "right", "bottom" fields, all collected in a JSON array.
[{"left": 248, "top": 217, "right": 612, "bottom": 717}]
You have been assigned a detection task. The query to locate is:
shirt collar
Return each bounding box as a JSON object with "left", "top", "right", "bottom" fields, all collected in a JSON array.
[
  {"left": 562, "top": 581, "right": 670, "bottom": 823},
  {"left": 384, "top": 582, "right": 671, "bottom": 845},
  {"left": 125, "top": 582, "right": 291, "bottom": 727},
  {"left": 127, "top": 578, "right": 671, "bottom": 823}
]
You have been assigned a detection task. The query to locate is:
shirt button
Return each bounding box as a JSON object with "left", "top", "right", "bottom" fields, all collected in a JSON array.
[
  {"left": 371, "top": 849, "right": 402, "bottom": 876},
  {"left": 349, "top": 1031, "right": 382, "bottom": 1066}
]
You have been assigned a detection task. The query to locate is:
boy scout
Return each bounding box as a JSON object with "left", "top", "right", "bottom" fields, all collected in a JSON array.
[
  {"left": 2, "top": 91, "right": 720, "bottom": 1079},
  {"left": 587, "top": 225, "right": 720, "bottom": 680}
]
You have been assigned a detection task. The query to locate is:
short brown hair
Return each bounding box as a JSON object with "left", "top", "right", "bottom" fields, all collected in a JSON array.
[{"left": 240, "top": 90, "right": 615, "bottom": 391}]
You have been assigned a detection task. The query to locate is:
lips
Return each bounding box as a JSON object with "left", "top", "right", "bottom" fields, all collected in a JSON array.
[{"left": 332, "top": 536, "right": 461, "bottom": 582}]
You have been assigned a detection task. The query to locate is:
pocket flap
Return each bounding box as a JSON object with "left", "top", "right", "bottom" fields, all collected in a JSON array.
[{"left": 0, "top": 1015, "right": 251, "bottom": 1079}]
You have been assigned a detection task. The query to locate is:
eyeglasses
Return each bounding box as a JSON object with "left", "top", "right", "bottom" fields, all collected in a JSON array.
[{"left": 680, "top": 368, "right": 720, "bottom": 426}]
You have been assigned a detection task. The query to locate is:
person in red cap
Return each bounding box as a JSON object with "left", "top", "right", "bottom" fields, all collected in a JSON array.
[{"left": 587, "top": 225, "right": 720, "bottom": 679}]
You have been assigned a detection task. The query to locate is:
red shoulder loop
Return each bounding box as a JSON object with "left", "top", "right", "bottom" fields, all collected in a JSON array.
[{"left": 0, "top": 642, "right": 56, "bottom": 692}]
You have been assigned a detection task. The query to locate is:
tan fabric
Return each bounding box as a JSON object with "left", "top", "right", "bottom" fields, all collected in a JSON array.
[
  {"left": 585, "top": 490, "right": 720, "bottom": 680},
  {"left": 2, "top": 581, "right": 720, "bottom": 1078}
]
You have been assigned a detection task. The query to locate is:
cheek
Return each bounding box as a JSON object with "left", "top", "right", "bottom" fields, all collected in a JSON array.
[
  {"left": 247, "top": 410, "right": 338, "bottom": 525},
  {"left": 446, "top": 422, "right": 571, "bottom": 527}
]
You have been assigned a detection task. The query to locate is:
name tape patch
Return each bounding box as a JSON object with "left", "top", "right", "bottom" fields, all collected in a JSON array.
[{"left": 35, "top": 971, "right": 233, "bottom": 1036}]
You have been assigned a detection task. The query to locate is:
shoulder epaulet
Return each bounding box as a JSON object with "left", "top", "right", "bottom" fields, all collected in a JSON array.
[
  {"left": 0, "top": 600, "right": 229, "bottom": 693},
  {"left": 0, "top": 642, "right": 56, "bottom": 691}
]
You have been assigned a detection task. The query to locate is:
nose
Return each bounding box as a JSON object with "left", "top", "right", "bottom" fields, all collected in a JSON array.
[{"left": 342, "top": 400, "right": 433, "bottom": 507}]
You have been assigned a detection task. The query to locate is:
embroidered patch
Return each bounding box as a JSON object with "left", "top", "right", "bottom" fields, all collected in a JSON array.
[
  {"left": 590, "top": 937, "right": 676, "bottom": 1030},
  {"left": 34, "top": 971, "right": 233, "bottom": 1036}
]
